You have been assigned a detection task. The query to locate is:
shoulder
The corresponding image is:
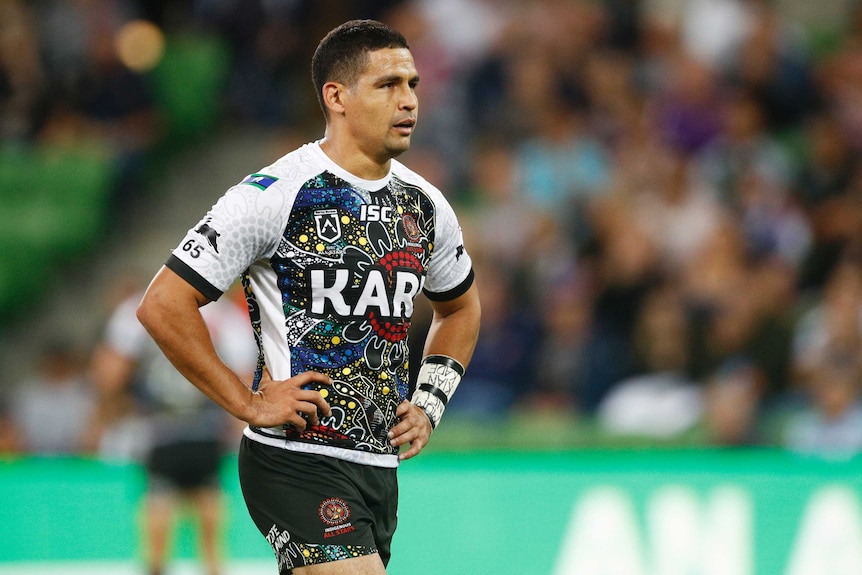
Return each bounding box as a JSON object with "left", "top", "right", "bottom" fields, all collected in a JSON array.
[
  {"left": 212, "top": 143, "right": 331, "bottom": 224},
  {"left": 390, "top": 159, "right": 448, "bottom": 205},
  {"left": 232, "top": 143, "right": 326, "bottom": 198}
]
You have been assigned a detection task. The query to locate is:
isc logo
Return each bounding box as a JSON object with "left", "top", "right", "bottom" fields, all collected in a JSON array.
[{"left": 360, "top": 204, "right": 393, "bottom": 222}]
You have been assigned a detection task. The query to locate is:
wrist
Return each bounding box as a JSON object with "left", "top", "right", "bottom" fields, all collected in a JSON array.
[
  {"left": 415, "top": 404, "right": 437, "bottom": 430},
  {"left": 410, "top": 355, "right": 464, "bottom": 430},
  {"left": 235, "top": 386, "right": 262, "bottom": 425}
]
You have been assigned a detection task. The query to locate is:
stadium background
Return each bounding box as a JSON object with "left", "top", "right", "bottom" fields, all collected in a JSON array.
[{"left": 2, "top": 0, "right": 862, "bottom": 573}]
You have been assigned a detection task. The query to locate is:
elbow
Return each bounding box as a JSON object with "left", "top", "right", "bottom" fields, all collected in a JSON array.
[
  {"left": 135, "top": 293, "right": 158, "bottom": 335},
  {"left": 471, "top": 303, "right": 482, "bottom": 345},
  {"left": 136, "top": 285, "right": 174, "bottom": 336}
]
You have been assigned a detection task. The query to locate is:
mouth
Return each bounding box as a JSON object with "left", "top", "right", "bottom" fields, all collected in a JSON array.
[{"left": 393, "top": 117, "right": 416, "bottom": 135}]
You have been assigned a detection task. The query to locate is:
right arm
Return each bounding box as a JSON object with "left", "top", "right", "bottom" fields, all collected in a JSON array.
[{"left": 136, "top": 266, "right": 331, "bottom": 429}]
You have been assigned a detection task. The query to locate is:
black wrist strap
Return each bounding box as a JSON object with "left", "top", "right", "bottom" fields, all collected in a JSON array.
[
  {"left": 416, "top": 405, "right": 437, "bottom": 429},
  {"left": 423, "top": 354, "right": 465, "bottom": 376},
  {"left": 418, "top": 383, "right": 450, "bottom": 406}
]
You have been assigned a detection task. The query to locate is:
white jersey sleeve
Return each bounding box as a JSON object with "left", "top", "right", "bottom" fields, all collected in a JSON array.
[
  {"left": 423, "top": 192, "right": 473, "bottom": 300},
  {"left": 167, "top": 179, "right": 289, "bottom": 299},
  {"left": 390, "top": 162, "right": 473, "bottom": 300}
]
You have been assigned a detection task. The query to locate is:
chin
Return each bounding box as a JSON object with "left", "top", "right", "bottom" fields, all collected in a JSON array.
[{"left": 385, "top": 141, "right": 411, "bottom": 158}]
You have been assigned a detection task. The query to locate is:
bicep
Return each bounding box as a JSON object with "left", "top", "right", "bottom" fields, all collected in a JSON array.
[
  {"left": 137, "top": 266, "right": 212, "bottom": 335},
  {"left": 428, "top": 282, "right": 480, "bottom": 319},
  {"left": 424, "top": 282, "right": 481, "bottom": 365}
]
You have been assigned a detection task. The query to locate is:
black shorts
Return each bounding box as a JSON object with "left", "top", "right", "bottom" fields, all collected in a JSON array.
[
  {"left": 145, "top": 439, "right": 223, "bottom": 492},
  {"left": 238, "top": 436, "right": 398, "bottom": 574}
]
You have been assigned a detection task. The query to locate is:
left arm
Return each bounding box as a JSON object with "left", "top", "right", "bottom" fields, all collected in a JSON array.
[{"left": 388, "top": 282, "right": 481, "bottom": 460}]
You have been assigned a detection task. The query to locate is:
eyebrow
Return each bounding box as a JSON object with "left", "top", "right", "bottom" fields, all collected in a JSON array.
[{"left": 376, "top": 73, "right": 420, "bottom": 85}]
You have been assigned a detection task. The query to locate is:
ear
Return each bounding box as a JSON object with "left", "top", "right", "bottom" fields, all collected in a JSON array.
[{"left": 322, "top": 81, "right": 347, "bottom": 117}]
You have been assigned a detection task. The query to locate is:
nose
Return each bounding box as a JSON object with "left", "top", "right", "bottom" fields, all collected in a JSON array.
[{"left": 400, "top": 86, "right": 417, "bottom": 110}]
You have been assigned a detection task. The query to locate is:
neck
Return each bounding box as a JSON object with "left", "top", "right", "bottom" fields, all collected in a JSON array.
[{"left": 319, "top": 135, "right": 391, "bottom": 181}]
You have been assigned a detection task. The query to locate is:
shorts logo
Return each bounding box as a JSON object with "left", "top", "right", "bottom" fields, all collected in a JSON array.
[
  {"left": 314, "top": 209, "right": 342, "bottom": 243},
  {"left": 319, "top": 498, "right": 350, "bottom": 525},
  {"left": 319, "top": 497, "right": 356, "bottom": 538}
]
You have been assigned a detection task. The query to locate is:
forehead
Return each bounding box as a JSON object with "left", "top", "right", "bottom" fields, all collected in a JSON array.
[{"left": 359, "top": 47, "right": 417, "bottom": 80}]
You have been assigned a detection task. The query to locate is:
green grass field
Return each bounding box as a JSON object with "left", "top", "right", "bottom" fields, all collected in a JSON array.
[{"left": 3, "top": 445, "right": 862, "bottom": 575}]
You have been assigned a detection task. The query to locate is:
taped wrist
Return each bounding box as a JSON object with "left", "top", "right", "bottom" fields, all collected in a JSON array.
[{"left": 411, "top": 355, "right": 464, "bottom": 429}]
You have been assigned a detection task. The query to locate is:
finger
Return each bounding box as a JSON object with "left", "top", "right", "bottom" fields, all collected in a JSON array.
[
  {"left": 399, "top": 436, "right": 427, "bottom": 461},
  {"left": 289, "top": 388, "right": 330, "bottom": 418},
  {"left": 391, "top": 402, "right": 428, "bottom": 438},
  {"left": 387, "top": 412, "right": 410, "bottom": 443},
  {"left": 298, "top": 388, "right": 331, "bottom": 417},
  {"left": 388, "top": 423, "right": 413, "bottom": 446},
  {"left": 284, "top": 411, "right": 308, "bottom": 431},
  {"left": 290, "top": 373, "right": 333, "bottom": 416},
  {"left": 295, "top": 400, "right": 322, "bottom": 427},
  {"left": 257, "top": 366, "right": 274, "bottom": 389},
  {"left": 295, "top": 371, "right": 333, "bottom": 388},
  {"left": 390, "top": 414, "right": 431, "bottom": 449},
  {"left": 395, "top": 400, "right": 412, "bottom": 419}
]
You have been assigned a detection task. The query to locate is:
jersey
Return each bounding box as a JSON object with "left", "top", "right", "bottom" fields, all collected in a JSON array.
[
  {"left": 167, "top": 142, "right": 474, "bottom": 468},
  {"left": 104, "top": 291, "right": 257, "bottom": 448}
]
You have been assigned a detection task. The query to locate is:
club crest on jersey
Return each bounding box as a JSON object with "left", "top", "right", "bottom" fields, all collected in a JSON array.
[
  {"left": 314, "top": 209, "right": 342, "bottom": 242},
  {"left": 195, "top": 221, "right": 221, "bottom": 253},
  {"left": 402, "top": 214, "right": 421, "bottom": 241}
]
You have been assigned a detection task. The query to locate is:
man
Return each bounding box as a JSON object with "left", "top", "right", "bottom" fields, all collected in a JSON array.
[
  {"left": 91, "top": 286, "right": 256, "bottom": 575},
  {"left": 136, "top": 19, "right": 481, "bottom": 575}
]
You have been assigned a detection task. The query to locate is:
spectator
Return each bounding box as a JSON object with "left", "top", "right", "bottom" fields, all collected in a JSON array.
[
  {"left": 791, "top": 255, "right": 862, "bottom": 387},
  {"left": 628, "top": 139, "right": 728, "bottom": 276},
  {"left": 449, "top": 262, "right": 539, "bottom": 416},
  {"left": 10, "top": 340, "right": 95, "bottom": 455},
  {"left": 596, "top": 282, "right": 703, "bottom": 439},
  {"left": 652, "top": 51, "right": 723, "bottom": 155},
  {"left": 521, "top": 274, "right": 594, "bottom": 413},
  {"left": 792, "top": 112, "right": 862, "bottom": 290},
  {"left": 514, "top": 97, "right": 611, "bottom": 248},
  {"left": 9, "top": 0, "right": 862, "bottom": 453},
  {"left": 784, "top": 350, "right": 862, "bottom": 459},
  {"left": 90, "top": 285, "right": 256, "bottom": 575},
  {"left": 0, "top": 0, "right": 48, "bottom": 143},
  {"left": 580, "top": 169, "right": 661, "bottom": 410},
  {"left": 699, "top": 359, "right": 763, "bottom": 446},
  {"left": 0, "top": 397, "right": 21, "bottom": 454},
  {"left": 458, "top": 138, "right": 558, "bottom": 284},
  {"left": 694, "top": 87, "right": 792, "bottom": 210},
  {"left": 726, "top": 0, "right": 819, "bottom": 132},
  {"left": 819, "top": 0, "right": 862, "bottom": 150}
]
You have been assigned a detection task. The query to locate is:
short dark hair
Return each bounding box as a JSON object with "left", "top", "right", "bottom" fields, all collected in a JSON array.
[{"left": 311, "top": 19, "right": 410, "bottom": 118}]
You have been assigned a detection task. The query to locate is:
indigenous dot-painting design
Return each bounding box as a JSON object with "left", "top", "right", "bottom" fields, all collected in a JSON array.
[
  {"left": 269, "top": 171, "right": 435, "bottom": 455},
  {"left": 267, "top": 521, "right": 373, "bottom": 572}
]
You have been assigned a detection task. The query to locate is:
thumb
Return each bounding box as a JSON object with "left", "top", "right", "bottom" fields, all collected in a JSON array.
[{"left": 258, "top": 366, "right": 274, "bottom": 389}]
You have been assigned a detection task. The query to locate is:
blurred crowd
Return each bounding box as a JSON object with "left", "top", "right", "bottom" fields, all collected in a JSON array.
[{"left": 4, "top": 0, "right": 862, "bottom": 459}]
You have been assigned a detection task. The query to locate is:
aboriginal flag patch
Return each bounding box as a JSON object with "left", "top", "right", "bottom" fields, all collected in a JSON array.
[{"left": 241, "top": 173, "right": 279, "bottom": 190}]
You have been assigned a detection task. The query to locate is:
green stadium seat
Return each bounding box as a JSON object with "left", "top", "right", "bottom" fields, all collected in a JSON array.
[
  {"left": 0, "top": 143, "right": 116, "bottom": 321},
  {"left": 148, "top": 33, "right": 231, "bottom": 150}
]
